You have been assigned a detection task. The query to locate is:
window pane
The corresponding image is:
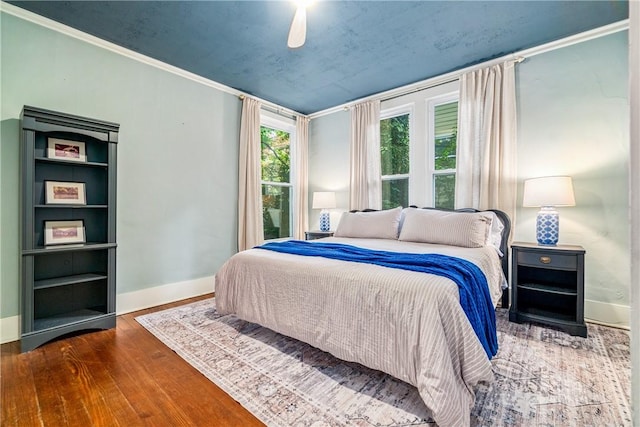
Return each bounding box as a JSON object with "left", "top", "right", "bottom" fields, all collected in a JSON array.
[
  {"left": 382, "top": 178, "right": 408, "bottom": 210},
  {"left": 434, "top": 174, "right": 455, "bottom": 210},
  {"left": 262, "top": 184, "right": 290, "bottom": 240},
  {"left": 261, "top": 126, "right": 290, "bottom": 183},
  {"left": 434, "top": 102, "right": 457, "bottom": 171},
  {"left": 380, "top": 114, "right": 409, "bottom": 176}
]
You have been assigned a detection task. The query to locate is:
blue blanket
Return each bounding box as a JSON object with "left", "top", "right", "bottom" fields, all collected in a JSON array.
[{"left": 258, "top": 240, "right": 498, "bottom": 358}]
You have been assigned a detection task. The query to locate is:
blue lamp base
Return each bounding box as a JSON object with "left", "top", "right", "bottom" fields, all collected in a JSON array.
[
  {"left": 536, "top": 206, "right": 559, "bottom": 246},
  {"left": 319, "top": 209, "right": 330, "bottom": 232}
]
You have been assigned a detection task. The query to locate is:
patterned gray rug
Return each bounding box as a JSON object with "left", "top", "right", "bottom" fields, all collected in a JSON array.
[{"left": 136, "top": 298, "right": 631, "bottom": 426}]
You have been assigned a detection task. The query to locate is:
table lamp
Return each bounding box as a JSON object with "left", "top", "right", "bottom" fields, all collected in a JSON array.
[
  {"left": 312, "top": 191, "right": 336, "bottom": 232},
  {"left": 523, "top": 176, "right": 575, "bottom": 246}
]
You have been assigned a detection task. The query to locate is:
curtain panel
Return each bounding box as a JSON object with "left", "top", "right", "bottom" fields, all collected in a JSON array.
[
  {"left": 350, "top": 100, "right": 382, "bottom": 210},
  {"left": 294, "top": 116, "right": 310, "bottom": 239},
  {"left": 238, "top": 97, "right": 264, "bottom": 251},
  {"left": 455, "top": 61, "right": 518, "bottom": 229}
]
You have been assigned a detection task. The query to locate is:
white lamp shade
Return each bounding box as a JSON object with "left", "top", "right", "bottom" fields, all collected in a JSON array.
[
  {"left": 522, "top": 176, "right": 576, "bottom": 207},
  {"left": 312, "top": 191, "right": 336, "bottom": 209}
]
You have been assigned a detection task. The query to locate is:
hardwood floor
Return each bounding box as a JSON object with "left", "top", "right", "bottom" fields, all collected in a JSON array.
[{"left": 1, "top": 294, "right": 264, "bottom": 426}]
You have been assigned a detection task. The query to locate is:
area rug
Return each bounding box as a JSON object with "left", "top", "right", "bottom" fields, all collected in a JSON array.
[{"left": 136, "top": 298, "right": 631, "bottom": 426}]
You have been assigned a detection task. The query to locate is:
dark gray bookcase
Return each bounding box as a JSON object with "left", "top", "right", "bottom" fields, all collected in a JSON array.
[{"left": 20, "top": 106, "right": 119, "bottom": 352}]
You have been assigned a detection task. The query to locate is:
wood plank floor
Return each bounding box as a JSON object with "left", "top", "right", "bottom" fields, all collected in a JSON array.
[{"left": 1, "top": 294, "right": 264, "bottom": 427}]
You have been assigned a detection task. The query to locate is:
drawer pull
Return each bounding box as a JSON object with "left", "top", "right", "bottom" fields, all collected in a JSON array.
[{"left": 540, "top": 256, "right": 552, "bottom": 264}]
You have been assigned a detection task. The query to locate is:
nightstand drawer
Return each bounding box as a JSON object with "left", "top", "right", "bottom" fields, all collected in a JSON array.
[{"left": 517, "top": 251, "right": 577, "bottom": 270}]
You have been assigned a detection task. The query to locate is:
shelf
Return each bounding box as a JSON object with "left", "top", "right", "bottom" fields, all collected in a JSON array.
[
  {"left": 35, "top": 156, "right": 108, "bottom": 168},
  {"left": 21, "top": 106, "right": 118, "bottom": 352},
  {"left": 518, "top": 282, "right": 577, "bottom": 296},
  {"left": 34, "top": 273, "right": 107, "bottom": 290},
  {"left": 510, "top": 244, "right": 586, "bottom": 337},
  {"left": 23, "top": 242, "right": 116, "bottom": 255},
  {"left": 35, "top": 204, "right": 108, "bottom": 209},
  {"left": 33, "top": 307, "right": 107, "bottom": 331},
  {"left": 518, "top": 306, "right": 575, "bottom": 323}
]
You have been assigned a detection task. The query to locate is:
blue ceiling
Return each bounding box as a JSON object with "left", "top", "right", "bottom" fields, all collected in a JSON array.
[{"left": 9, "top": 1, "right": 629, "bottom": 115}]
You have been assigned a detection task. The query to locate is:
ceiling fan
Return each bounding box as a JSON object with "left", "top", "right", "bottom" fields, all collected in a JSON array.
[{"left": 287, "top": 0, "right": 313, "bottom": 49}]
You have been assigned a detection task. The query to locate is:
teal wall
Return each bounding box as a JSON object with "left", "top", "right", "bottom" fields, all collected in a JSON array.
[
  {"left": 309, "top": 31, "right": 630, "bottom": 318},
  {"left": 1, "top": 10, "right": 629, "bottom": 324},
  {"left": 308, "top": 110, "right": 350, "bottom": 229},
  {"left": 515, "top": 31, "right": 629, "bottom": 309},
  {"left": 1, "top": 13, "right": 241, "bottom": 319}
]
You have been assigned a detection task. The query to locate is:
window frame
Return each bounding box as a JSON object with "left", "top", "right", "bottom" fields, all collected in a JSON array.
[
  {"left": 260, "top": 113, "right": 297, "bottom": 241},
  {"left": 379, "top": 104, "right": 414, "bottom": 208},
  {"left": 426, "top": 92, "right": 459, "bottom": 208}
]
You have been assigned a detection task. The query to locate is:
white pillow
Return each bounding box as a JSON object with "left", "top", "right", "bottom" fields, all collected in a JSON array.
[
  {"left": 334, "top": 207, "right": 403, "bottom": 239},
  {"left": 481, "top": 211, "right": 505, "bottom": 254},
  {"left": 398, "top": 208, "right": 492, "bottom": 248}
]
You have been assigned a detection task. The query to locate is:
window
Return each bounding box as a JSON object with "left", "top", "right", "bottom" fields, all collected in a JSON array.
[
  {"left": 379, "top": 83, "right": 458, "bottom": 209},
  {"left": 380, "top": 110, "right": 411, "bottom": 209},
  {"left": 430, "top": 99, "right": 458, "bottom": 209},
  {"left": 261, "top": 118, "right": 295, "bottom": 240}
]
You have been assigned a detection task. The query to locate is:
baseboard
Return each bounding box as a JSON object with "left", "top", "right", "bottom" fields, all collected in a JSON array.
[
  {"left": 0, "top": 315, "right": 20, "bottom": 344},
  {"left": 0, "top": 276, "right": 215, "bottom": 344},
  {"left": 1, "top": 285, "right": 626, "bottom": 343},
  {"left": 116, "top": 275, "right": 215, "bottom": 315},
  {"left": 584, "top": 299, "right": 630, "bottom": 329}
]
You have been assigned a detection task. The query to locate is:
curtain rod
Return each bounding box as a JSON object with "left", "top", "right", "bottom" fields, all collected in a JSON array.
[
  {"left": 238, "top": 94, "right": 303, "bottom": 120},
  {"left": 378, "top": 57, "right": 525, "bottom": 104},
  {"left": 310, "top": 19, "right": 628, "bottom": 119},
  {"left": 339, "top": 55, "right": 523, "bottom": 112}
]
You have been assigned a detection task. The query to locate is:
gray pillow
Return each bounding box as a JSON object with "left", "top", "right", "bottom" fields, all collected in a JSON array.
[
  {"left": 334, "top": 207, "right": 403, "bottom": 239},
  {"left": 398, "top": 208, "right": 492, "bottom": 248}
]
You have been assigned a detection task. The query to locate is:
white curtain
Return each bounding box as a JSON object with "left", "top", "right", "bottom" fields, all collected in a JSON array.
[
  {"left": 294, "top": 116, "right": 310, "bottom": 239},
  {"left": 455, "top": 61, "right": 518, "bottom": 225},
  {"left": 238, "top": 97, "right": 263, "bottom": 251},
  {"left": 350, "top": 100, "right": 382, "bottom": 210}
]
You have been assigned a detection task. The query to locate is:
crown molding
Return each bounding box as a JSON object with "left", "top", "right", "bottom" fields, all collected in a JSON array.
[
  {"left": 0, "top": 1, "right": 306, "bottom": 118},
  {"left": 309, "top": 19, "right": 629, "bottom": 119},
  {"left": 1, "top": 2, "right": 627, "bottom": 120}
]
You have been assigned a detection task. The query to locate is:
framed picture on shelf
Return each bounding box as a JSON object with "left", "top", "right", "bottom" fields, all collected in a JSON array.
[
  {"left": 44, "top": 220, "right": 85, "bottom": 246},
  {"left": 47, "top": 138, "right": 87, "bottom": 162},
  {"left": 45, "top": 181, "right": 86, "bottom": 205}
]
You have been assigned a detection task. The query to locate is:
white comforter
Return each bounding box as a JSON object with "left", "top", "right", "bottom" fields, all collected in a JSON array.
[{"left": 215, "top": 237, "right": 504, "bottom": 426}]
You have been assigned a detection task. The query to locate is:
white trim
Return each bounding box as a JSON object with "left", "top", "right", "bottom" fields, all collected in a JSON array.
[
  {"left": 1, "top": 293, "right": 628, "bottom": 344},
  {"left": 1, "top": 1, "right": 626, "bottom": 120},
  {"left": 584, "top": 299, "right": 630, "bottom": 329},
  {"left": 0, "top": 315, "right": 20, "bottom": 344},
  {"left": 115, "top": 276, "right": 214, "bottom": 315},
  {"left": 380, "top": 103, "right": 414, "bottom": 120},
  {"left": 0, "top": 277, "right": 215, "bottom": 344},
  {"left": 381, "top": 173, "right": 409, "bottom": 181},
  {"left": 310, "top": 19, "right": 629, "bottom": 119},
  {"left": 628, "top": 2, "right": 639, "bottom": 424},
  {"left": 260, "top": 114, "right": 297, "bottom": 238},
  {"left": 0, "top": 1, "right": 305, "bottom": 119}
]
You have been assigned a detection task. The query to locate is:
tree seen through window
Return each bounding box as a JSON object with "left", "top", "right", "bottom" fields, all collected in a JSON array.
[{"left": 261, "top": 126, "right": 291, "bottom": 240}]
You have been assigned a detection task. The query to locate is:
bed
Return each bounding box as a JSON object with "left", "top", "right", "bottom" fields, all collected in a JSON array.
[{"left": 215, "top": 207, "right": 511, "bottom": 426}]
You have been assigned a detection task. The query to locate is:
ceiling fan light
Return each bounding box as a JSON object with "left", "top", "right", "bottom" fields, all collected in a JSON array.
[
  {"left": 287, "top": 7, "right": 307, "bottom": 49},
  {"left": 294, "top": 0, "right": 314, "bottom": 8}
]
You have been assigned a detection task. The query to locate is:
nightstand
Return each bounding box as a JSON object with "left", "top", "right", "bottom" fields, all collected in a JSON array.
[
  {"left": 509, "top": 242, "right": 587, "bottom": 337},
  {"left": 305, "top": 231, "right": 334, "bottom": 240}
]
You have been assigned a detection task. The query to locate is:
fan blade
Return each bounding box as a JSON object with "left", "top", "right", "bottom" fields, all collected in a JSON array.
[{"left": 287, "top": 6, "right": 307, "bottom": 49}]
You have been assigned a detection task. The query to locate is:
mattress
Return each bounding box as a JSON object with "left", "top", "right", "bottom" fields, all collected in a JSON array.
[{"left": 215, "top": 237, "right": 504, "bottom": 426}]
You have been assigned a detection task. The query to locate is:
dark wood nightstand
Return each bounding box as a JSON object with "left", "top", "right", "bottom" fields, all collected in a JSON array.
[
  {"left": 305, "top": 231, "right": 334, "bottom": 240},
  {"left": 509, "top": 242, "right": 587, "bottom": 337}
]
